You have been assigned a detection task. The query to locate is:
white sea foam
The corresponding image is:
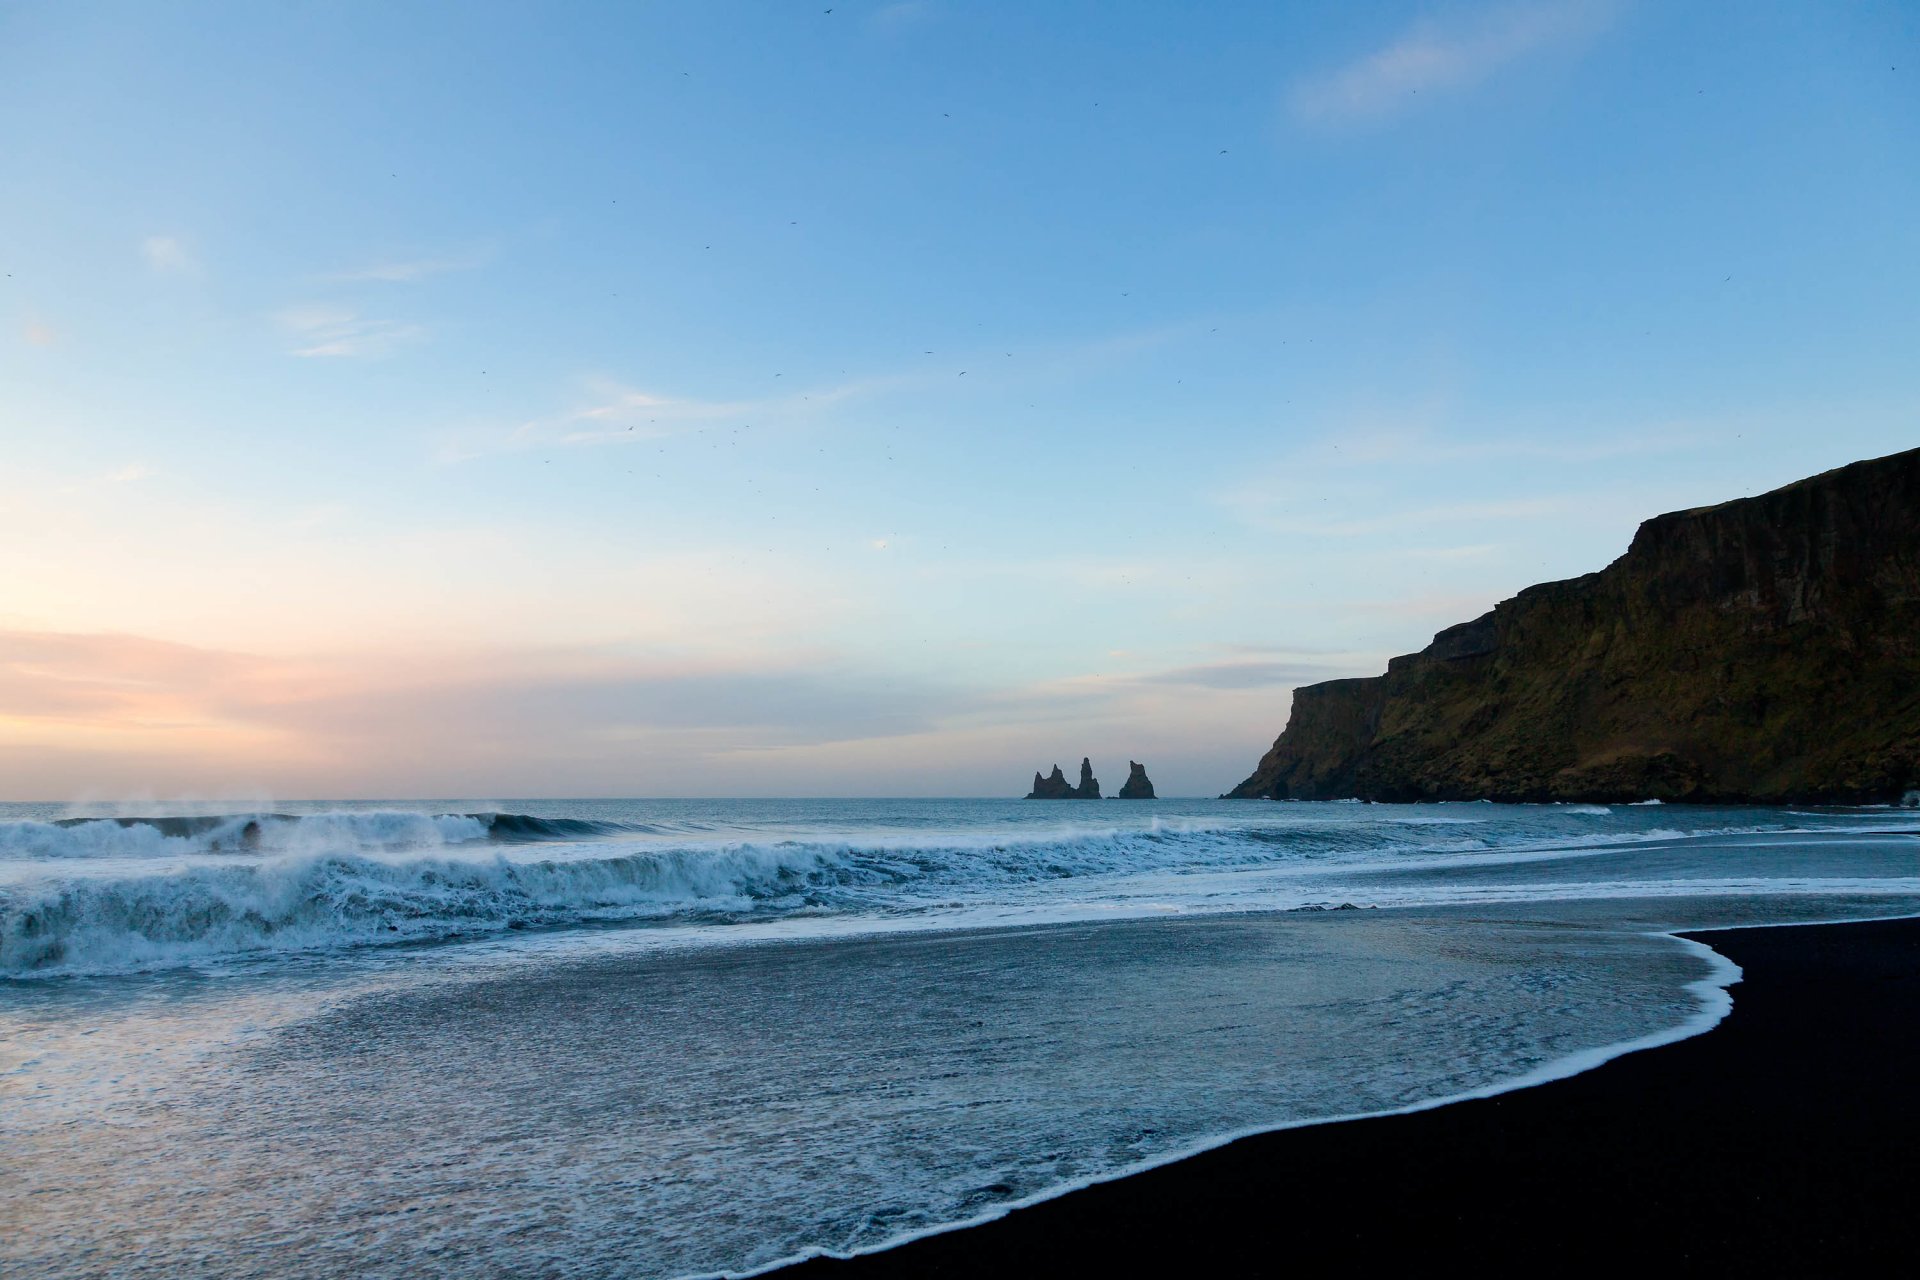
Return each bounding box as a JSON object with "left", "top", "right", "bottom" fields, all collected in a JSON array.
[
  {"left": 2, "top": 801, "right": 1905, "bottom": 977},
  {"left": 723, "top": 930, "right": 1751, "bottom": 1280},
  {"left": 7, "top": 791, "right": 1920, "bottom": 1280},
  {"left": 0, "top": 810, "right": 489, "bottom": 861}
]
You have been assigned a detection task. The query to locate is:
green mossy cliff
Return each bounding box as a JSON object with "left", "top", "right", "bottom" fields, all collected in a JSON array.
[{"left": 1226, "top": 447, "right": 1920, "bottom": 804}]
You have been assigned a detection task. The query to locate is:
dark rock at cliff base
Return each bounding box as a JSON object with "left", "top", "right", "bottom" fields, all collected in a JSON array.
[
  {"left": 1225, "top": 447, "right": 1920, "bottom": 805},
  {"left": 1026, "top": 765, "right": 1075, "bottom": 799},
  {"left": 1116, "top": 761, "right": 1156, "bottom": 799},
  {"left": 1075, "top": 757, "right": 1101, "bottom": 799}
]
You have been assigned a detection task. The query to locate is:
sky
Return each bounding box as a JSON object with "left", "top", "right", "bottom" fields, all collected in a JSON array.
[{"left": 1, "top": 0, "right": 1916, "bottom": 800}]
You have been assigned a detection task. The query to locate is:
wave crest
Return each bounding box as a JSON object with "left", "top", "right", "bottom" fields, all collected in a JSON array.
[
  {"left": 1, "top": 843, "right": 848, "bottom": 975},
  {"left": 0, "top": 811, "right": 636, "bottom": 861},
  {"left": 0, "top": 823, "right": 1352, "bottom": 975}
]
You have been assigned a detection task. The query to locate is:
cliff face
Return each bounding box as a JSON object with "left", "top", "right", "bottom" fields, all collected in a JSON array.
[{"left": 1226, "top": 447, "right": 1920, "bottom": 804}]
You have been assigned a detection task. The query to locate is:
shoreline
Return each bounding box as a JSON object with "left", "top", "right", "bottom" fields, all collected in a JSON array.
[{"left": 770, "top": 913, "right": 1920, "bottom": 1274}]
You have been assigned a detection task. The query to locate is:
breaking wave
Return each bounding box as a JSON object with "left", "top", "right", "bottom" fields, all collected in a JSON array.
[
  {"left": 0, "top": 820, "right": 1469, "bottom": 975},
  {"left": 0, "top": 804, "right": 1876, "bottom": 977},
  {"left": 0, "top": 810, "right": 635, "bottom": 860},
  {"left": 2, "top": 844, "right": 833, "bottom": 974}
]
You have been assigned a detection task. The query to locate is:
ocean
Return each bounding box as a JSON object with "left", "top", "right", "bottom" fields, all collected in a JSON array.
[{"left": 4, "top": 797, "right": 1919, "bottom": 1277}]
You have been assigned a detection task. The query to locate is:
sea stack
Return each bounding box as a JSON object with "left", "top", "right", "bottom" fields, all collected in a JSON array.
[
  {"left": 1075, "top": 757, "right": 1101, "bottom": 799},
  {"left": 1116, "top": 761, "right": 1156, "bottom": 799},
  {"left": 1026, "top": 765, "right": 1076, "bottom": 799},
  {"left": 1224, "top": 447, "right": 1920, "bottom": 804}
]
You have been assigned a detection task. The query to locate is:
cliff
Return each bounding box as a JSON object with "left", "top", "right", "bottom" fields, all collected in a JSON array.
[{"left": 1226, "top": 447, "right": 1920, "bottom": 804}]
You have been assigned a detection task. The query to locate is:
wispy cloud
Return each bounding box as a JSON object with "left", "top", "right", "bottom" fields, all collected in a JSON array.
[
  {"left": 437, "top": 372, "right": 910, "bottom": 462},
  {"left": 141, "top": 235, "right": 198, "bottom": 275},
  {"left": 327, "top": 247, "right": 492, "bottom": 283},
  {"left": 1290, "top": 0, "right": 1614, "bottom": 125},
  {"left": 1132, "top": 658, "right": 1362, "bottom": 690},
  {"left": 53, "top": 464, "right": 156, "bottom": 496},
  {"left": 439, "top": 322, "right": 1188, "bottom": 462},
  {"left": 1406, "top": 543, "right": 1500, "bottom": 562},
  {"left": 0, "top": 628, "right": 972, "bottom": 795},
  {"left": 1221, "top": 419, "right": 1717, "bottom": 537},
  {"left": 872, "top": 2, "right": 935, "bottom": 31},
  {"left": 1344, "top": 590, "right": 1504, "bottom": 621},
  {"left": 1313, "top": 425, "right": 1710, "bottom": 467},
  {"left": 436, "top": 382, "right": 758, "bottom": 463},
  {"left": 1225, "top": 486, "right": 1564, "bottom": 538},
  {"left": 276, "top": 305, "right": 425, "bottom": 358}
]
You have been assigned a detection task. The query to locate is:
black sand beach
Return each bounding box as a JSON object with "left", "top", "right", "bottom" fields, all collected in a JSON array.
[{"left": 781, "top": 915, "right": 1920, "bottom": 1275}]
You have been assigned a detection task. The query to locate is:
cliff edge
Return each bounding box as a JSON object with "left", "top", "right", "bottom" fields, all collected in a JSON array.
[{"left": 1225, "top": 447, "right": 1920, "bottom": 804}]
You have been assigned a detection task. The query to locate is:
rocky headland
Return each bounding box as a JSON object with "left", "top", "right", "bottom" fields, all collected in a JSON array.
[{"left": 1226, "top": 447, "right": 1920, "bottom": 804}]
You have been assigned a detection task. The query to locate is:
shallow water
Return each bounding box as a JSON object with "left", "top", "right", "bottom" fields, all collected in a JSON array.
[{"left": 3, "top": 800, "right": 1918, "bottom": 1277}]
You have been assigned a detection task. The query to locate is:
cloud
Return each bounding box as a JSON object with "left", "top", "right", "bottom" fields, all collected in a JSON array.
[
  {"left": 0, "top": 626, "right": 1334, "bottom": 798},
  {"left": 0, "top": 629, "right": 974, "bottom": 795},
  {"left": 1289, "top": 0, "right": 1614, "bottom": 125},
  {"left": 436, "top": 372, "right": 897, "bottom": 462},
  {"left": 53, "top": 464, "right": 155, "bottom": 496},
  {"left": 1132, "top": 659, "right": 1363, "bottom": 690},
  {"left": 437, "top": 323, "right": 1187, "bottom": 462},
  {"left": 141, "top": 235, "right": 198, "bottom": 274},
  {"left": 22, "top": 317, "right": 56, "bottom": 346},
  {"left": 1315, "top": 425, "right": 1710, "bottom": 467},
  {"left": 328, "top": 248, "right": 491, "bottom": 283},
  {"left": 1343, "top": 590, "right": 1504, "bottom": 621},
  {"left": 1219, "top": 420, "right": 1716, "bottom": 538},
  {"left": 872, "top": 2, "right": 935, "bottom": 30},
  {"left": 276, "top": 304, "right": 425, "bottom": 358},
  {"left": 435, "top": 382, "right": 755, "bottom": 462},
  {"left": 1225, "top": 488, "right": 1565, "bottom": 537},
  {"left": 1406, "top": 543, "right": 1500, "bottom": 562}
]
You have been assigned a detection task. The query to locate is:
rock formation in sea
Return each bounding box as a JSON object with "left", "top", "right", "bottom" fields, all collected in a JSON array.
[
  {"left": 1026, "top": 765, "right": 1076, "bottom": 799},
  {"left": 1025, "top": 758, "right": 1104, "bottom": 798},
  {"left": 1116, "top": 761, "right": 1156, "bottom": 799},
  {"left": 1075, "top": 757, "right": 1101, "bottom": 799},
  {"left": 1225, "top": 446, "right": 1920, "bottom": 804}
]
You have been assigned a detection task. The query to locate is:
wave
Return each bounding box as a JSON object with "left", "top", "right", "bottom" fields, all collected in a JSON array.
[
  {"left": 1, "top": 808, "right": 1886, "bottom": 977},
  {"left": 1, "top": 844, "right": 832, "bottom": 975},
  {"left": 0, "top": 821, "right": 1462, "bottom": 975},
  {"left": 0, "top": 811, "right": 635, "bottom": 860}
]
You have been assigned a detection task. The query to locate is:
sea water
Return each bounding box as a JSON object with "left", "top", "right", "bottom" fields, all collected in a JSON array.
[{"left": 4, "top": 798, "right": 1918, "bottom": 1277}]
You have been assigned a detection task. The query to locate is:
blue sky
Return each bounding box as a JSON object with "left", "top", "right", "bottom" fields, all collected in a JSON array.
[{"left": 1, "top": 0, "right": 1915, "bottom": 798}]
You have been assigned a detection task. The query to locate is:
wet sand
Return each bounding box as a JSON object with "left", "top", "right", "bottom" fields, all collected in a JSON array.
[{"left": 779, "top": 915, "right": 1920, "bottom": 1274}]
